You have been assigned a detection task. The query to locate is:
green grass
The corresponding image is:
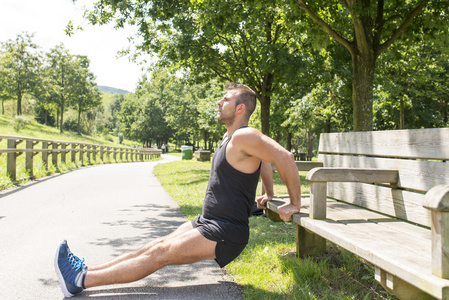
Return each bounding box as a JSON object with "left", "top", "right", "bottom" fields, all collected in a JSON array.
[
  {"left": 0, "top": 114, "right": 153, "bottom": 190},
  {"left": 153, "top": 160, "right": 397, "bottom": 300}
]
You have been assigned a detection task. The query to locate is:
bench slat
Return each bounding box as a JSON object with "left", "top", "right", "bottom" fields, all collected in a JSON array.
[
  {"left": 319, "top": 154, "right": 449, "bottom": 192},
  {"left": 328, "top": 182, "right": 431, "bottom": 227},
  {"left": 306, "top": 167, "right": 398, "bottom": 183},
  {"left": 318, "top": 128, "right": 449, "bottom": 160}
]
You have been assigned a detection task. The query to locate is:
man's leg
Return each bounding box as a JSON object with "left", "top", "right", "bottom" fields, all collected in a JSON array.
[
  {"left": 88, "top": 220, "right": 195, "bottom": 272},
  {"left": 84, "top": 221, "right": 217, "bottom": 288}
]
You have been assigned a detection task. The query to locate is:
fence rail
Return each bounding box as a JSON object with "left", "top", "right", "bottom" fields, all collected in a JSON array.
[{"left": 0, "top": 134, "right": 162, "bottom": 182}]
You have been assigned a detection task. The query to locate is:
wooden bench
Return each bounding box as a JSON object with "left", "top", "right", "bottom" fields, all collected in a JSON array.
[
  {"left": 266, "top": 128, "right": 449, "bottom": 299},
  {"left": 194, "top": 150, "right": 211, "bottom": 161}
]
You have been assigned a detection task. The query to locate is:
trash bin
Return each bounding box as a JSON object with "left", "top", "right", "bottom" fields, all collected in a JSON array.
[{"left": 181, "top": 145, "right": 193, "bottom": 160}]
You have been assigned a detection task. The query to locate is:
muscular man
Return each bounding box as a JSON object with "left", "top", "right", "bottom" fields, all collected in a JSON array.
[{"left": 55, "top": 83, "right": 301, "bottom": 297}]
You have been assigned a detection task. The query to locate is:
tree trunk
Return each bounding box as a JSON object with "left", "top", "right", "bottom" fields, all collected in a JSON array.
[
  {"left": 352, "top": 54, "right": 375, "bottom": 131},
  {"left": 307, "top": 129, "right": 314, "bottom": 159},
  {"left": 286, "top": 132, "right": 292, "bottom": 151},
  {"left": 258, "top": 73, "right": 274, "bottom": 135},
  {"left": 60, "top": 98, "right": 64, "bottom": 134},
  {"left": 17, "top": 90, "right": 22, "bottom": 115},
  {"left": 56, "top": 109, "right": 60, "bottom": 129},
  {"left": 77, "top": 105, "right": 82, "bottom": 135},
  {"left": 399, "top": 96, "right": 405, "bottom": 129}
]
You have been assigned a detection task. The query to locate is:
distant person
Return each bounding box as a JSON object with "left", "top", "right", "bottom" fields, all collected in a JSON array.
[
  {"left": 161, "top": 144, "right": 166, "bottom": 153},
  {"left": 55, "top": 83, "right": 301, "bottom": 297}
]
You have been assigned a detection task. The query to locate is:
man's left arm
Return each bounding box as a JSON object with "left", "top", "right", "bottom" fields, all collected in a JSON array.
[{"left": 237, "top": 129, "right": 301, "bottom": 221}]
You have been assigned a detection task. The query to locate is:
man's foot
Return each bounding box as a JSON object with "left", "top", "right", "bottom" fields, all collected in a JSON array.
[{"left": 54, "top": 240, "right": 87, "bottom": 297}]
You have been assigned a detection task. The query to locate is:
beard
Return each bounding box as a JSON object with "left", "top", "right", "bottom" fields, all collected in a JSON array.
[{"left": 217, "top": 108, "right": 236, "bottom": 125}]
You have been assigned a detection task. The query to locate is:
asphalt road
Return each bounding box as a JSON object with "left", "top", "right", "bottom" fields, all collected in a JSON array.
[{"left": 0, "top": 155, "right": 242, "bottom": 299}]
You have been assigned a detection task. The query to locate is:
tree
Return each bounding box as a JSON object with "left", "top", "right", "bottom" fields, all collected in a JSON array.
[
  {"left": 375, "top": 40, "right": 449, "bottom": 130},
  {"left": 294, "top": 0, "right": 447, "bottom": 131},
  {"left": 45, "top": 44, "right": 73, "bottom": 133},
  {"left": 72, "top": 0, "right": 309, "bottom": 136},
  {"left": 0, "top": 33, "right": 41, "bottom": 115},
  {"left": 70, "top": 55, "right": 101, "bottom": 134}
]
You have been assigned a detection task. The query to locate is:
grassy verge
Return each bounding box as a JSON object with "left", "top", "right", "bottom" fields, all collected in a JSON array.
[
  {"left": 0, "top": 114, "right": 153, "bottom": 190},
  {"left": 153, "top": 160, "right": 396, "bottom": 300}
]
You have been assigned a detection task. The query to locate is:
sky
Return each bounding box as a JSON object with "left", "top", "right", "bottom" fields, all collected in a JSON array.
[{"left": 0, "top": 0, "right": 143, "bottom": 92}]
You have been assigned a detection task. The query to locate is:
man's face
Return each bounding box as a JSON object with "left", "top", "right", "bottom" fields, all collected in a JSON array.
[{"left": 216, "top": 90, "right": 239, "bottom": 124}]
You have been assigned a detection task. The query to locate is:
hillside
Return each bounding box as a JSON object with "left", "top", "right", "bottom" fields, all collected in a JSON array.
[
  {"left": 0, "top": 114, "right": 139, "bottom": 148},
  {"left": 98, "top": 86, "right": 129, "bottom": 94}
]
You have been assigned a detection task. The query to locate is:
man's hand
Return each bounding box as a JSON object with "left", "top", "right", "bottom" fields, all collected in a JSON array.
[
  {"left": 278, "top": 203, "right": 300, "bottom": 222},
  {"left": 256, "top": 194, "right": 272, "bottom": 209}
]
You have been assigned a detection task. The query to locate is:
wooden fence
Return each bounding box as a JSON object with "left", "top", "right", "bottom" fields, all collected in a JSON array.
[{"left": 0, "top": 134, "right": 162, "bottom": 182}]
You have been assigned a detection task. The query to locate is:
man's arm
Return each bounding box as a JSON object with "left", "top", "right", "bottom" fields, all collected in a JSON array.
[
  {"left": 257, "top": 161, "right": 274, "bottom": 208},
  {"left": 234, "top": 128, "right": 301, "bottom": 221}
]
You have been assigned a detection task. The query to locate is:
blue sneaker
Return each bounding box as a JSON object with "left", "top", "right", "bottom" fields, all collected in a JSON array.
[{"left": 54, "top": 240, "right": 87, "bottom": 297}]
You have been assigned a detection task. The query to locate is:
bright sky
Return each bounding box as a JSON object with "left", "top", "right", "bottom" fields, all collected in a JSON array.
[{"left": 0, "top": 0, "right": 143, "bottom": 92}]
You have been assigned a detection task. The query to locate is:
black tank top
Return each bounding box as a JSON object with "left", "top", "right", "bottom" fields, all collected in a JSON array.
[{"left": 201, "top": 130, "right": 261, "bottom": 244}]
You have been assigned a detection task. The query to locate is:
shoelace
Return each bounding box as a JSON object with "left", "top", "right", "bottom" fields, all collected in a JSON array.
[{"left": 67, "top": 251, "right": 85, "bottom": 272}]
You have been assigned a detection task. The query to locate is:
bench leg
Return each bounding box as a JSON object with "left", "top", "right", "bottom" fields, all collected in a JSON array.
[
  {"left": 296, "top": 224, "right": 326, "bottom": 257},
  {"left": 375, "top": 267, "right": 436, "bottom": 300}
]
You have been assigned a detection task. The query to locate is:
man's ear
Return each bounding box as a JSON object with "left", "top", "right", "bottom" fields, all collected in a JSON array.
[{"left": 236, "top": 103, "right": 245, "bottom": 114}]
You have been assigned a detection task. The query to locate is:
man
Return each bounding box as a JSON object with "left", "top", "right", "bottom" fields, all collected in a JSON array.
[{"left": 55, "top": 83, "right": 301, "bottom": 297}]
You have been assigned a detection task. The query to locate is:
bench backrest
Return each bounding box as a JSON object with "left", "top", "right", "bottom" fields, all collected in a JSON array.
[{"left": 317, "top": 128, "right": 449, "bottom": 227}]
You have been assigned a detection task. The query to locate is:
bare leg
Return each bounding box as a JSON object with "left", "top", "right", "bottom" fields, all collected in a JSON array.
[
  {"left": 84, "top": 222, "right": 217, "bottom": 288},
  {"left": 89, "top": 221, "right": 194, "bottom": 272}
]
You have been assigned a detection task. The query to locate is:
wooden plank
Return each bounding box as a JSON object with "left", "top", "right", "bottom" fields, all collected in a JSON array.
[
  {"left": 319, "top": 154, "right": 449, "bottom": 192},
  {"left": 325, "top": 200, "right": 431, "bottom": 240},
  {"left": 318, "top": 128, "right": 449, "bottom": 160},
  {"left": 269, "top": 197, "right": 431, "bottom": 254},
  {"left": 328, "top": 182, "right": 431, "bottom": 227},
  {"left": 306, "top": 167, "right": 398, "bottom": 184},
  {"left": 272, "top": 161, "right": 324, "bottom": 171}
]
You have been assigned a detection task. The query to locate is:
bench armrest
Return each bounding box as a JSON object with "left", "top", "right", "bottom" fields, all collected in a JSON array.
[
  {"left": 306, "top": 167, "right": 398, "bottom": 219},
  {"left": 306, "top": 167, "right": 398, "bottom": 184},
  {"left": 271, "top": 161, "right": 324, "bottom": 172},
  {"left": 423, "top": 185, "right": 449, "bottom": 279}
]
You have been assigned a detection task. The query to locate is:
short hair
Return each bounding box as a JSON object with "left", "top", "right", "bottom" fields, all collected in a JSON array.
[{"left": 225, "top": 83, "right": 257, "bottom": 118}]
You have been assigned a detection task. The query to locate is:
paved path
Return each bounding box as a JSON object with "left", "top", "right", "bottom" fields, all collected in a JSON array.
[{"left": 0, "top": 155, "right": 242, "bottom": 299}]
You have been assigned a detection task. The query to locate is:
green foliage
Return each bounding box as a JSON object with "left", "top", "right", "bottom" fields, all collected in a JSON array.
[
  {"left": 10, "top": 115, "right": 30, "bottom": 132},
  {"left": 45, "top": 44, "right": 101, "bottom": 134},
  {"left": 0, "top": 32, "right": 42, "bottom": 115}
]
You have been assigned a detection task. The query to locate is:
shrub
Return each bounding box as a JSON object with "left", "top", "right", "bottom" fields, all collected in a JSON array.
[{"left": 11, "top": 115, "right": 29, "bottom": 132}]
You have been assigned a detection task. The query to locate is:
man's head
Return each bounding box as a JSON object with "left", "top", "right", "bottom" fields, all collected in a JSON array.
[{"left": 225, "top": 83, "right": 257, "bottom": 119}]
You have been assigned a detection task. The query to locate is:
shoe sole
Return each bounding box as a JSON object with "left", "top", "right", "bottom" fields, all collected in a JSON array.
[{"left": 54, "top": 240, "right": 75, "bottom": 298}]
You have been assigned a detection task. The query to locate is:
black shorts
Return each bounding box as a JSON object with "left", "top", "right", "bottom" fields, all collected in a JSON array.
[{"left": 191, "top": 216, "right": 247, "bottom": 267}]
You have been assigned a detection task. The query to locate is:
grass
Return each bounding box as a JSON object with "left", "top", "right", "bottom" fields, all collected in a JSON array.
[
  {"left": 0, "top": 114, "right": 154, "bottom": 190},
  {"left": 153, "top": 160, "right": 397, "bottom": 300}
]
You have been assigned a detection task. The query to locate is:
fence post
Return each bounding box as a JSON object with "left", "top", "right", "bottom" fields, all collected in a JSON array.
[
  {"left": 61, "top": 143, "right": 67, "bottom": 163},
  {"left": 7, "top": 139, "right": 18, "bottom": 181},
  {"left": 71, "top": 143, "right": 78, "bottom": 162},
  {"left": 79, "top": 144, "right": 84, "bottom": 164},
  {"left": 92, "top": 145, "right": 97, "bottom": 163},
  {"left": 42, "top": 141, "right": 49, "bottom": 169},
  {"left": 52, "top": 142, "right": 60, "bottom": 166},
  {"left": 86, "top": 144, "right": 91, "bottom": 164},
  {"left": 26, "top": 140, "right": 38, "bottom": 178},
  {"left": 100, "top": 146, "right": 104, "bottom": 161},
  {"left": 113, "top": 147, "right": 117, "bottom": 162}
]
